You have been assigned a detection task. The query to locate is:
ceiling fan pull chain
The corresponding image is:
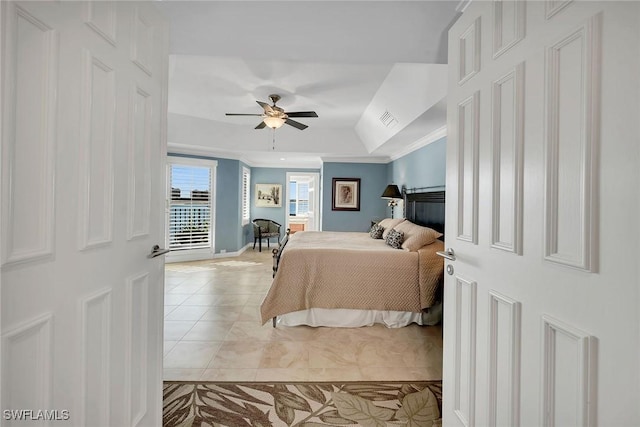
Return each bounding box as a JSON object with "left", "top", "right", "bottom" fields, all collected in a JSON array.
[{"left": 272, "top": 128, "right": 276, "bottom": 150}]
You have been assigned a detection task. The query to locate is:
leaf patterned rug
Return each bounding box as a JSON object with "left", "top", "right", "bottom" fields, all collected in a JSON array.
[{"left": 163, "top": 381, "right": 442, "bottom": 427}]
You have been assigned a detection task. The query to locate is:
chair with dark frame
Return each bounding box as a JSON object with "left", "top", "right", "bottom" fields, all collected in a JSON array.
[{"left": 252, "top": 219, "right": 281, "bottom": 252}]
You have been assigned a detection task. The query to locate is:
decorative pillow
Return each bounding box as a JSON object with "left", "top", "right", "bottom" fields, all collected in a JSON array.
[
  {"left": 369, "top": 223, "right": 384, "bottom": 239},
  {"left": 378, "top": 218, "right": 406, "bottom": 239},
  {"left": 385, "top": 228, "right": 404, "bottom": 249},
  {"left": 393, "top": 220, "right": 442, "bottom": 251}
]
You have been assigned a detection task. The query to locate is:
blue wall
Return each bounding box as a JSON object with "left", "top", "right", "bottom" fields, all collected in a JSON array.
[
  {"left": 388, "top": 137, "right": 446, "bottom": 191},
  {"left": 249, "top": 167, "right": 320, "bottom": 244},
  {"left": 321, "top": 162, "right": 388, "bottom": 232}
]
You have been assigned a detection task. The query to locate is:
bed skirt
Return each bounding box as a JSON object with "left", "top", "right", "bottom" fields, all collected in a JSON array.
[{"left": 274, "top": 302, "right": 442, "bottom": 328}]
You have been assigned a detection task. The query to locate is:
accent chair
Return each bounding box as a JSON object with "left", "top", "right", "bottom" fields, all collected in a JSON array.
[{"left": 252, "top": 219, "right": 281, "bottom": 252}]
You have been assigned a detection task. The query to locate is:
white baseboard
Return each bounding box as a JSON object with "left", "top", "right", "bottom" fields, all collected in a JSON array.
[
  {"left": 212, "top": 243, "right": 253, "bottom": 259},
  {"left": 166, "top": 244, "right": 254, "bottom": 263}
]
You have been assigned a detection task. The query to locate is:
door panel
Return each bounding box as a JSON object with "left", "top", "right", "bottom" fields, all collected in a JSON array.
[
  {"left": 443, "top": 1, "right": 640, "bottom": 426},
  {"left": 543, "top": 13, "right": 600, "bottom": 272},
  {"left": 456, "top": 92, "right": 480, "bottom": 244},
  {"left": 487, "top": 291, "right": 521, "bottom": 426},
  {"left": 490, "top": 63, "right": 524, "bottom": 255},
  {"left": 1, "top": 2, "right": 168, "bottom": 426},
  {"left": 78, "top": 49, "right": 116, "bottom": 251},
  {"left": 452, "top": 277, "right": 477, "bottom": 426},
  {"left": 1, "top": 4, "right": 57, "bottom": 267}
]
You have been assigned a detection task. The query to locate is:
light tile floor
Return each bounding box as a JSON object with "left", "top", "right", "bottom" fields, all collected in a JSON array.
[{"left": 163, "top": 248, "right": 443, "bottom": 382}]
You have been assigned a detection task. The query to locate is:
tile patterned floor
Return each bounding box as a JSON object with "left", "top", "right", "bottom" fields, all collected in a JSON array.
[{"left": 163, "top": 248, "right": 443, "bottom": 382}]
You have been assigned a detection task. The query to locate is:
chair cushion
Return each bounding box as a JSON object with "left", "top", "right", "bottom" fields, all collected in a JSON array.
[
  {"left": 253, "top": 219, "right": 280, "bottom": 237},
  {"left": 260, "top": 232, "right": 279, "bottom": 238}
]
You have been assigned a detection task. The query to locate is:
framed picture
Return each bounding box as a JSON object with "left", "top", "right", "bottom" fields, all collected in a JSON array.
[
  {"left": 255, "top": 184, "right": 282, "bottom": 207},
  {"left": 332, "top": 178, "right": 360, "bottom": 211}
]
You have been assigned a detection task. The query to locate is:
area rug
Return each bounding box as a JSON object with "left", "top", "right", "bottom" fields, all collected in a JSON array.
[{"left": 163, "top": 381, "right": 442, "bottom": 426}]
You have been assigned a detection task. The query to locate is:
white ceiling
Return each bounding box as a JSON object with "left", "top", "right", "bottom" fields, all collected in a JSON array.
[{"left": 158, "top": 1, "right": 460, "bottom": 167}]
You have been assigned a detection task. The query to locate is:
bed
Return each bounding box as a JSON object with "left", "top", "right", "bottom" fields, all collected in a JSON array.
[{"left": 260, "top": 189, "right": 446, "bottom": 328}]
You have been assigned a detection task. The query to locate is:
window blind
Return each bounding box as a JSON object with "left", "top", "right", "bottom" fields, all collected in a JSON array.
[
  {"left": 169, "top": 164, "right": 212, "bottom": 251},
  {"left": 241, "top": 167, "right": 251, "bottom": 225},
  {"left": 289, "top": 181, "right": 310, "bottom": 216}
]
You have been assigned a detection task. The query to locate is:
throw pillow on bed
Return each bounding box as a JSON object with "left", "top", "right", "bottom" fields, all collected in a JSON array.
[
  {"left": 393, "top": 220, "right": 443, "bottom": 251},
  {"left": 378, "top": 217, "right": 406, "bottom": 239},
  {"left": 385, "top": 228, "right": 404, "bottom": 249},
  {"left": 369, "top": 223, "right": 384, "bottom": 239}
]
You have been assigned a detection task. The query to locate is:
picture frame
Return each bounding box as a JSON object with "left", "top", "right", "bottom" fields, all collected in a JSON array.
[
  {"left": 332, "top": 178, "right": 360, "bottom": 211},
  {"left": 255, "top": 184, "right": 282, "bottom": 207}
]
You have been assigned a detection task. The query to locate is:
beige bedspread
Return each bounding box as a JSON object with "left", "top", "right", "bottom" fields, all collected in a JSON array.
[{"left": 260, "top": 231, "right": 444, "bottom": 324}]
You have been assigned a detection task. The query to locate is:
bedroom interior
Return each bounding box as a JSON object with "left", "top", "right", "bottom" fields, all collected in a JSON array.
[
  {"left": 160, "top": 0, "right": 454, "bottom": 386},
  {"left": 164, "top": 151, "right": 448, "bottom": 381}
]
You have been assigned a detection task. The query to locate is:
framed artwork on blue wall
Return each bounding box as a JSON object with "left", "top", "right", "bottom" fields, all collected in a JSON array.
[
  {"left": 255, "top": 183, "right": 282, "bottom": 207},
  {"left": 332, "top": 178, "right": 360, "bottom": 211}
]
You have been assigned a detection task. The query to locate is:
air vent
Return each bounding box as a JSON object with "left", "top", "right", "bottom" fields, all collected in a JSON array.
[{"left": 379, "top": 110, "right": 398, "bottom": 128}]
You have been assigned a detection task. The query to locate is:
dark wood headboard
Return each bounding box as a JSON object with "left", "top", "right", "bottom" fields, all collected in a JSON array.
[{"left": 403, "top": 189, "right": 446, "bottom": 237}]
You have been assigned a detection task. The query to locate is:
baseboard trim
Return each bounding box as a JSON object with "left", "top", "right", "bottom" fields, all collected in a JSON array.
[
  {"left": 213, "top": 243, "right": 253, "bottom": 259},
  {"left": 166, "top": 244, "right": 255, "bottom": 263}
]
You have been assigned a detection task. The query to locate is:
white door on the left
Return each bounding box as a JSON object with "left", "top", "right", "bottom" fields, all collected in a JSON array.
[{"left": 1, "top": 2, "right": 168, "bottom": 426}]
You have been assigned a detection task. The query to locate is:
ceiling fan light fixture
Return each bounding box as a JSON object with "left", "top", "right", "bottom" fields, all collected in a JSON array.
[
  {"left": 226, "top": 95, "right": 316, "bottom": 130},
  {"left": 263, "top": 116, "right": 285, "bottom": 129}
]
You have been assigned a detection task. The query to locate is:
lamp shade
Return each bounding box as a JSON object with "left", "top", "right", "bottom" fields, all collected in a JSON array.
[
  {"left": 381, "top": 184, "right": 402, "bottom": 199},
  {"left": 263, "top": 116, "right": 285, "bottom": 129}
]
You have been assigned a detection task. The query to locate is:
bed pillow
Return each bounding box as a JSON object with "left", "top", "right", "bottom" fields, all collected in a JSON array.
[
  {"left": 385, "top": 228, "right": 404, "bottom": 249},
  {"left": 393, "top": 220, "right": 442, "bottom": 251},
  {"left": 369, "top": 223, "right": 384, "bottom": 239},
  {"left": 378, "top": 218, "right": 406, "bottom": 239}
]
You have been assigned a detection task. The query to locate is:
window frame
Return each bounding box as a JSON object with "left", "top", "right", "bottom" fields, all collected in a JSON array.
[
  {"left": 289, "top": 180, "right": 310, "bottom": 216},
  {"left": 241, "top": 166, "right": 251, "bottom": 226},
  {"left": 165, "top": 156, "right": 217, "bottom": 262}
]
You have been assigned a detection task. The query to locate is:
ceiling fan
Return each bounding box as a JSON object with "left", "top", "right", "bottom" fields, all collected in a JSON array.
[{"left": 225, "top": 94, "right": 318, "bottom": 130}]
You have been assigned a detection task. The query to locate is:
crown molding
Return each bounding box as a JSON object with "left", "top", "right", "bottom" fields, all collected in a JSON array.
[
  {"left": 167, "top": 142, "right": 255, "bottom": 165},
  {"left": 321, "top": 156, "right": 390, "bottom": 164},
  {"left": 389, "top": 125, "right": 447, "bottom": 161},
  {"left": 247, "top": 159, "right": 323, "bottom": 169},
  {"left": 168, "top": 142, "right": 324, "bottom": 169}
]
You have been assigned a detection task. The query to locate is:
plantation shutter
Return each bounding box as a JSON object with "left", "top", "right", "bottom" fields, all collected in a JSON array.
[
  {"left": 242, "top": 167, "right": 251, "bottom": 225},
  {"left": 169, "top": 164, "right": 212, "bottom": 251},
  {"left": 298, "top": 182, "right": 310, "bottom": 215},
  {"left": 289, "top": 181, "right": 310, "bottom": 216}
]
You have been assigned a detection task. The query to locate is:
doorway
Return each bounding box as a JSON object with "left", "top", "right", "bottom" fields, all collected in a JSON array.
[{"left": 285, "top": 172, "right": 320, "bottom": 233}]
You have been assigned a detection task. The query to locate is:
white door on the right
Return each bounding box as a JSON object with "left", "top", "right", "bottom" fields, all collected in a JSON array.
[{"left": 443, "top": 1, "right": 639, "bottom": 426}]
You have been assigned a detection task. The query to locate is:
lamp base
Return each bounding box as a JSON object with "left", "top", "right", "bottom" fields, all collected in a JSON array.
[{"left": 388, "top": 200, "right": 398, "bottom": 219}]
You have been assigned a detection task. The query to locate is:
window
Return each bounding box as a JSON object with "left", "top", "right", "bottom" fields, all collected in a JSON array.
[
  {"left": 241, "top": 167, "right": 251, "bottom": 225},
  {"left": 168, "top": 164, "right": 212, "bottom": 251},
  {"left": 289, "top": 180, "right": 310, "bottom": 216}
]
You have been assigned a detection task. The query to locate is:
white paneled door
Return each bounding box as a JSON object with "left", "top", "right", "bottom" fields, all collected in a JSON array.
[
  {"left": 1, "top": 2, "right": 168, "bottom": 426},
  {"left": 443, "top": 1, "right": 639, "bottom": 426}
]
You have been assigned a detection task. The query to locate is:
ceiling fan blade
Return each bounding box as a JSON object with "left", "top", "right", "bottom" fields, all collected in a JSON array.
[
  {"left": 226, "top": 113, "right": 263, "bottom": 116},
  {"left": 285, "top": 111, "right": 318, "bottom": 118},
  {"left": 255, "top": 121, "right": 267, "bottom": 129},
  {"left": 285, "top": 118, "right": 308, "bottom": 130},
  {"left": 256, "top": 100, "right": 274, "bottom": 114}
]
